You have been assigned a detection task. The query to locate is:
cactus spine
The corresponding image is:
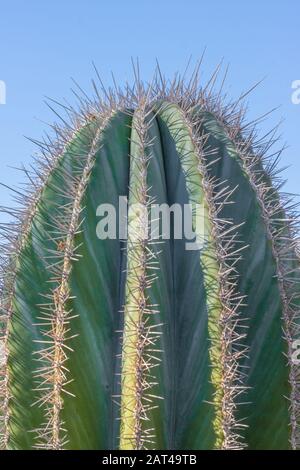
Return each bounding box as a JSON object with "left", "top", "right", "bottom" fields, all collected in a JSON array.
[{"left": 0, "top": 64, "right": 299, "bottom": 450}]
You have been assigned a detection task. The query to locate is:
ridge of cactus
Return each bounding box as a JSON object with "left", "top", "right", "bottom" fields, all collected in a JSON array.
[
  {"left": 192, "top": 107, "right": 298, "bottom": 448},
  {"left": 202, "top": 109, "right": 300, "bottom": 449},
  {"left": 33, "top": 112, "right": 114, "bottom": 449},
  {"left": 0, "top": 176, "right": 43, "bottom": 449},
  {"left": 0, "top": 93, "right": 125, "bottom": 449},
  {"left": 0, "top": 114, "right": 99, "bottom": 449},
  {"left": 119, "top": 93, "right": 162, "bottom": 449},
  {"left": 156, "top": 100, "right": 247, "bottom": 449}
]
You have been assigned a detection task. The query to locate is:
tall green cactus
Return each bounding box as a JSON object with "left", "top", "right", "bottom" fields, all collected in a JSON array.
[{"left": 0, "top": 66, "right": 299, "bottom": 450}]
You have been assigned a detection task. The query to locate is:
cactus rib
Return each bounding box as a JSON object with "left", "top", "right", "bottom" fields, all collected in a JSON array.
[
  {"left": 0, "top": 189, "right": 42, "bottom": 449},
  {"left": 156, "top": 101, "right": 246, "bottom": 449},
  {"left": 214, "top": 114, "right": 300, "bottom": 449},
  {"left": 0, "top": 117, "right": 98, "bottom": 449},
  {"left": 34, "top": 113, "right": 114, "bottom": 449},
  {"left": 195, "top": 109, "right": 295, "bottom": 448},
  {"left": 120, "top": 96, "right": 161, "bottom": 449}
]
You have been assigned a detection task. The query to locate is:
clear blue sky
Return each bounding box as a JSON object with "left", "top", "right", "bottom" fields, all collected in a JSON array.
[{"left": 0, "top": 1, "right": 299, "bottom": 223}]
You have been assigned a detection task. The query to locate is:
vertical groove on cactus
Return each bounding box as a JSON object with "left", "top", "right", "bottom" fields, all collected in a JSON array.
[
  {"left": 156, "top": 101, "right": 246, "bottom": 449},
  {"left": 33, "top": 111, "right": 114, "bottom": 449}
]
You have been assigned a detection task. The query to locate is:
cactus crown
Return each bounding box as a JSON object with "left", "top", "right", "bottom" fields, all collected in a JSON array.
[{"left": 0, "top": 61, "right": 299, "bottom": 450}]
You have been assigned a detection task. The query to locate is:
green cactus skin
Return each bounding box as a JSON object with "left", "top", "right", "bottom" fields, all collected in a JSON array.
[{"left": 0, "top": 66, "right": 299, "bottom": 450}]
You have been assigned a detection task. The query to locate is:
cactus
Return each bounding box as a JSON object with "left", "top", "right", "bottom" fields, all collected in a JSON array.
[{"left": 0, "top": 64, "right": 299, "bottom": 450}]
